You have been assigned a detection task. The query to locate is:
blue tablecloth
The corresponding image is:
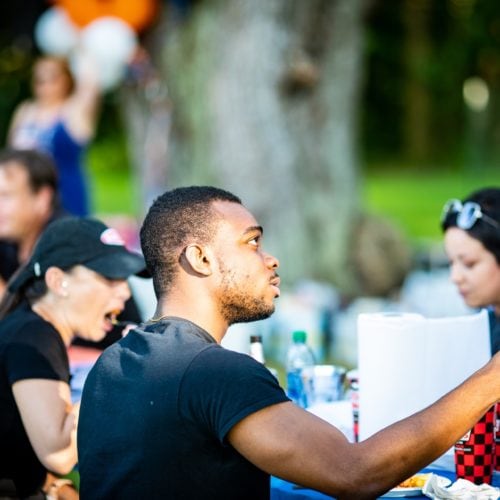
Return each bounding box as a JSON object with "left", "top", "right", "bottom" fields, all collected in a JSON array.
[{"left": 271, "top": 466, "right": 500, "bottom": 499}]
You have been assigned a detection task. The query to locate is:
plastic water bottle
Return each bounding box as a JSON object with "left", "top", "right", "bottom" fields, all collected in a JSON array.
[{"left": 286, "top": 330, "right": 315, "bottom": 408}]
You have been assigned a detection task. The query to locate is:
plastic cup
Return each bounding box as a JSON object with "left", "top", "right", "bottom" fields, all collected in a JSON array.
[
  {"left": 454, "top": 405, "right": 495, "bottom": 485},
  {"left": 301, "top": 365, "right": 346, "bottom": 407}
]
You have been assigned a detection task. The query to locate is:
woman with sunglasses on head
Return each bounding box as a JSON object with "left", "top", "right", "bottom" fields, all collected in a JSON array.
[
  {"left": 7, "top": 55, "right": 100, "bottom": 217},
  {"left": 0, "top": 217, "right": 146, "bottom": 499},
  {"left": 441, "top": 187, "right": 500, "bottom": 354}
]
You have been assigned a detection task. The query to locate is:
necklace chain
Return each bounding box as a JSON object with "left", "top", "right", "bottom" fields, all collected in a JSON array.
[{"left": 148, "top": 314, "right": 171, "bottom": 323}]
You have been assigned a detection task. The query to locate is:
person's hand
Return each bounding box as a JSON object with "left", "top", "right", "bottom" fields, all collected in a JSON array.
[
  {"left": 491, "top": 350, "right": 500, "bottom": 365},
  {"left": 111, "top": 320, "right": 137, "bottom": 337},
  {"left": 480, "top": 351, "right": 500, "bottom": 402},
  {"left": 43, "top": 473, "right": 78, "bottom": 500}
]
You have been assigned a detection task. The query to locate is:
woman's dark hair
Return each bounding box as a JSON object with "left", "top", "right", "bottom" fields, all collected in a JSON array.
[
  {"left": 0, "top": 268, "right": 48, "bottom": 320},
  {"left": 441, "top": 187, "right": 500, "bottom": 263}
]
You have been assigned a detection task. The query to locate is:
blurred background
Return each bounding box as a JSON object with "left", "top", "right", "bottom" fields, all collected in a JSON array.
[{"left": 2, "top": 0, "right": 500, "bottom": 371}]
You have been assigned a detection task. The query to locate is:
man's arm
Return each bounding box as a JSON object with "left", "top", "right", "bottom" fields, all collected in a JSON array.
[{"left": 228, "top": 353, "right": 500, "bottom": 499}]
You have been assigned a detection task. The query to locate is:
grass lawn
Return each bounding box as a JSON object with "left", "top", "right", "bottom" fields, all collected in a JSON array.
[
  {"left": 87, "top": 137, "right": 500, "bottom": 251},
  {"left": 363, "top": 165, "right": 500, "bottom": 246}
]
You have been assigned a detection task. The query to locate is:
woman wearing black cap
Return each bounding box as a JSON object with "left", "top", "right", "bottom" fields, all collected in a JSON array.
[
  {"left": 0, "top": 217, "right": 146, "bottom": 499},
  {"left": 441, "top": 187, "right": 500, "bottom": 354}
]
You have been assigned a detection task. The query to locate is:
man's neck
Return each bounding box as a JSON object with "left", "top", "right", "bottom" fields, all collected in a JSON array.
[{"left": 153, "top": 297, "right": 228, "bottom": 344}]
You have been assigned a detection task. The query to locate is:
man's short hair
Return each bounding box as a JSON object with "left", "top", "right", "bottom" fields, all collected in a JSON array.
[
  {"left": 140, "top": 186, "right": 242, "bottom": 297},
  {"left": 0, "top": 149, "right": 59, "bottom": 209}
]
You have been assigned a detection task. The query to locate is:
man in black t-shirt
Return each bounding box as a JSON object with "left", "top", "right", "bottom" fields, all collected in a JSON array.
[
  {"left": 80, "top": 317, "right": 288, "bottom": 499},
  {"left": 79, "top": 186, "right": 500, "bottom": 499}
]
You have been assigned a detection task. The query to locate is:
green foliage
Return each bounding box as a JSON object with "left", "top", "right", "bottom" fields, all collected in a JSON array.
[
  {"left": 86, "top": 135, "right": 137, "bottom": 217},
  {"left": 85, "top": 94, "right": 139, "bottom": 216},
  {"left": 0, "top": 45, "right": 33, "bottom": 144},
  {"left": 363, "top": 0, "right": 500, "bottom": 164}
]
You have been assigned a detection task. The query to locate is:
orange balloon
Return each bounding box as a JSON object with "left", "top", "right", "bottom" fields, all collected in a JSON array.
[{"left": 55, "top": 0, "right": 159, "bottom": 32}]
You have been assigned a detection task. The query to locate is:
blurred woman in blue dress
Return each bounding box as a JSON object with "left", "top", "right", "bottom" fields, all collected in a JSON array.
[{"left": 8, "top": 55, "right": 100, "bottom": 216}]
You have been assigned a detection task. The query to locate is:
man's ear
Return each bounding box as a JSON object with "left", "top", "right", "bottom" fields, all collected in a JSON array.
[{"left": 183, "top": 244, "right": 213, "bottom": 276}]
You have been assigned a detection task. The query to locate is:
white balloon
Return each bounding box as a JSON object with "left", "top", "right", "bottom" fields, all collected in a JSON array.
[
  {"left": 34, "top": 7, "right": 80, "bottom": 56},
  {"left": 71, "top": 48, "right": 127, "bottom": 92},
  {"left": 80, "top": 17, "right": 138, "bottom": 67},
  {"left": 97, "top": 59, "right": 127, "bottom": 91}
]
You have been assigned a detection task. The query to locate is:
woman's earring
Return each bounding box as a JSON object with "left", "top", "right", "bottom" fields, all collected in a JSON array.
[{"left": 61, "top": 281, "right": 69, "bottom": 298}]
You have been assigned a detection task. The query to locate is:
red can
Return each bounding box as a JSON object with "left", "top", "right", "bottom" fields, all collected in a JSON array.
[
  {"left": 494, "top": 403, "right": 500, "bottom": 471},
  {"left": 454, "top": 405, "right": 495, "bottom": 485}
]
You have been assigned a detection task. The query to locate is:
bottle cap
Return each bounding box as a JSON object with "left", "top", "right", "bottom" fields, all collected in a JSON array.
[
  {"left": 250, "top": 334, "right": 262, "bottom": 343},
  {"left": 292, "top": 330, "right": 307, "bottom": 343}
]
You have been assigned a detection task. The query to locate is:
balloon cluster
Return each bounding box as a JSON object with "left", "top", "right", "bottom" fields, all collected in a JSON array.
[{"left": 34, "top": 0, "right": 158, "bottom": 91}]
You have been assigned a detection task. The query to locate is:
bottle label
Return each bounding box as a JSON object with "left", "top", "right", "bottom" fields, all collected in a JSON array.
[{"left": 287, "top": 370, "right": 308, "bottom": 408}]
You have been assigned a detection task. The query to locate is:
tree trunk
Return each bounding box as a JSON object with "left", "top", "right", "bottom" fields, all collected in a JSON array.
[
  {"left": 402, "top": 0, "right": 432, "bottom": 161},
  {"left": 128, "top": 0, "right": 372, "bottom": 294}
]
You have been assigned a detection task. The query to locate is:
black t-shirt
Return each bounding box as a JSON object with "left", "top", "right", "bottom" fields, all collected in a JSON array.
[
  {"left": 0, "top": 301, "right": 70, "bottom": 497},
  {"left": 0, "top": 241, "right": 20, "bottom": 283},
  {"left": 78, "top": 317, "right": 289, "bottom": 500},
  {"left": 488, "top": 308, "right": 500, "bottom": 355}
]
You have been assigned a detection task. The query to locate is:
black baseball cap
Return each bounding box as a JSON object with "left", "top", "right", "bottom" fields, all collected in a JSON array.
[{"left": 9, "top": 217, "right": 148, "bottom": 292}]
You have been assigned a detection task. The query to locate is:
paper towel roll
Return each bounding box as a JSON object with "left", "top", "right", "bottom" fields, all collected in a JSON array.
[{"left": 358, "top": 310, "right": 490, "bottom": 441}]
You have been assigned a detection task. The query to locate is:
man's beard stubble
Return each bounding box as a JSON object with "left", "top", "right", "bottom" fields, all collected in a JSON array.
[{"left": 217, "top": 265, "right": 275, "bottom": 326}]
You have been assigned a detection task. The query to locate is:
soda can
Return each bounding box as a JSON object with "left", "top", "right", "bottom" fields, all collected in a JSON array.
[{"left": 454, "top": 405, "right": 495, "bottom": 485}]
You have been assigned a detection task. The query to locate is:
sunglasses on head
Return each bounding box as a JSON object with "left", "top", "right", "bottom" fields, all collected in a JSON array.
[{"left": 441, "top": 199, "right": 500, "bottom": 230}]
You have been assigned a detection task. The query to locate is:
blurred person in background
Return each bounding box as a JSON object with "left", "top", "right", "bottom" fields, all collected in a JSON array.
[
  {"left": 0, "top": 148, "right": 144, "bottom": 348},
  {"left": 7, "top": 55, "right": 100, "bottom": 217},
  {"left": 441, "top": 187, "right": 500, "bottom": 354},
  {"left": 0, "top": 148, "right": 63, "bottom": 298},
  {"left": 0, "top": 217, "right": 146, "bottom": 499}
]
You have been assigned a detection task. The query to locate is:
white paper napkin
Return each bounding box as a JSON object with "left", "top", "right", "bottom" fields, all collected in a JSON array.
[
  {"left": 357, "top": 310, "right": 490, "bottom": 440},
  {"left": 423, "top": 474, "right": 500, "bottom": 499}
]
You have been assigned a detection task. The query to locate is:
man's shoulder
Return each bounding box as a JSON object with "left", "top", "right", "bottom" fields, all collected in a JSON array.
[
  {"left": 188, "top": 343, "right": 276, "bottom": 382},
  {"left": 130, "top": 317, "right": 218, "bottom": 348},
  {"left": 93, "top": 318, "right": 218, "bottom": 370}
]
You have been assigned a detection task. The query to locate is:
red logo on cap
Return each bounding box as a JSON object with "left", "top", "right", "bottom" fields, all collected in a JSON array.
[{"left": 100, "top": 228, "right": 125, "bottom": 246}]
